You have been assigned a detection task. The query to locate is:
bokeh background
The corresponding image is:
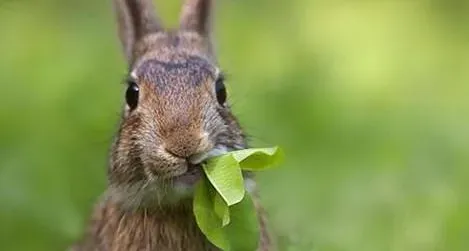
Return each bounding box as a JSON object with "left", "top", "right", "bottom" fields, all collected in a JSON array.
[{"left": 1, "top": 0, "right": 469, "bottom": 250}]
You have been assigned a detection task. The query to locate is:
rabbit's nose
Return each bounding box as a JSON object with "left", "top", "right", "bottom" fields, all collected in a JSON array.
[{"left": 164, "top": 133, "right": 203, "bottom": 159}]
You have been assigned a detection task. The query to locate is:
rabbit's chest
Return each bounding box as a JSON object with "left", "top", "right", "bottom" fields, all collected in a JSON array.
[{"left": 79, "top": 201, "right": 219, "bottom": 251}]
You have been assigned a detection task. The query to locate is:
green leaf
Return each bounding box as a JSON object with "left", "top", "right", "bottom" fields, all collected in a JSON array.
[
  {"left": 214, "top": 192, "right": 230, "bottom": 226},
  {"left": 194, "top": 146, "right": 283, "bottom": 250},
  {"left": 224, "top": 192, "right": 260, "bottom": 251},
  {"left": 231, "top": 147, "right": 284, "bottom": 171},
  {"left": 194, "top": 178, "right": 260, "bottom": 251},
  {"left": 203, "top": 155, "right": 245, "bottom": 206},
  {"left": 193, "top": 178, "right": 229, "bottom": 249}
]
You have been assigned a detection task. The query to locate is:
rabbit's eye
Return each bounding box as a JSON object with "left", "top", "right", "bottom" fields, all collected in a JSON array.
[
  {"left": 126, "top": 82, "right": 139, "bottom": 110},
  {"left": 215, "top": 78, "right": 226, "bottom": 105}
]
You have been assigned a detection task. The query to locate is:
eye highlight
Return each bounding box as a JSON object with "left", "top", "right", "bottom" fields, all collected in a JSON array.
[
  {"left": 125, "top": 80, "right": 139, "bottom": 110},
  {"left": 215, "top": 76, "right": 226, "bottom": 106}
]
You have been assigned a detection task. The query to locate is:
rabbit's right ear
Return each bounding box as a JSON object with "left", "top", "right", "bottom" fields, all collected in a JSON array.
[
  {"left": 113, "top": 0, "right": 162, "bottom": 63},
  {"left": 179, "top": 0, "right": 213, "bottom": 39}
]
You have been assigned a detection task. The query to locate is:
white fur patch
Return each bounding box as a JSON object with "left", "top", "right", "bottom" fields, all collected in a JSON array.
[{"left": 130, "top": 70, "right": 138, "bottom": 79}]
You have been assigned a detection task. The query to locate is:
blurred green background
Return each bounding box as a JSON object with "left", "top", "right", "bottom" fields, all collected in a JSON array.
[{"left": 1, "top": 0, "right": 469, "bottom": 250}]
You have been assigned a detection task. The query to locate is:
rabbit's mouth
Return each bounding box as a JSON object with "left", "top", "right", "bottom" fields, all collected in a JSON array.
[
  {"left": 171, "top": 145, "right": 229, "bottom": 187},
  {"left": 189, "top": 145, "right": 229, "bottom": 165},
  {"left": 171, "top": 163, "right": 203, "bottom": 187},
  {"left": 169, "top": 145, "right": 257, "bottom": 197}
]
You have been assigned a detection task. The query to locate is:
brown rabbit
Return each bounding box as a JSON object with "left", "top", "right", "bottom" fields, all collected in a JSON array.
[{"left": 69, "top": 0, "right": 274, "bottom": 251}]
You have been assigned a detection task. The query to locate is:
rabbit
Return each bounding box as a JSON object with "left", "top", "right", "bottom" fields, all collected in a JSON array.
[{"left": 69, "top": 0, "right": 275, "bottom": 251}]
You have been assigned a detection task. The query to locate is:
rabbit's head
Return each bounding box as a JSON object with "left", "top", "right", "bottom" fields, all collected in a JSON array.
[{"left": 108, "top": 0, "right": 247, "bottom": 208}]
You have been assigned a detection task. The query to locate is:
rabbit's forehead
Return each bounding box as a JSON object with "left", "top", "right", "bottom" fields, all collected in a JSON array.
[{"left": 133, "top": 55, "right": 217, "bottom": 89}]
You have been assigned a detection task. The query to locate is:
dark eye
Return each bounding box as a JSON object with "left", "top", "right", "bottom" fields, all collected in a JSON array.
[
  {"left": 126, "top": 81, "right": 139, "bottom": 110},
  {"left": 215, "top": 78, "right": 226, "bottom": 105}
]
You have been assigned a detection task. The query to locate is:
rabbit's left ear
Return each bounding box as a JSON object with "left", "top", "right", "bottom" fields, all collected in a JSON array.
[
  {"left": 179, "top": 0, "right": 213, "bottom": 39},
  {"left": 114, "top": 0, "right": 163, "bottom": 63}
]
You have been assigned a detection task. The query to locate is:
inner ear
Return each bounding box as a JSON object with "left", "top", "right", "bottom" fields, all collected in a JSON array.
[{"left": 179, "top": 0, "right": 213, "bottom": 37}]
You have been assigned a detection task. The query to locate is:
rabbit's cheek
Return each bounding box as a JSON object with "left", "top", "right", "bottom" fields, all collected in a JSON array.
[{"left": 146, "top": 161, "right": 184, "bottom": 180}]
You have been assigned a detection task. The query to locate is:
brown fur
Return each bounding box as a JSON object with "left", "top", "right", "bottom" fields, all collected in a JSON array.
[
  {"left": 71, "top": 1, "right": 275, "bottom": 250},
  {"left": 71, "top": 199, "right": 217, "bottom": 251}
]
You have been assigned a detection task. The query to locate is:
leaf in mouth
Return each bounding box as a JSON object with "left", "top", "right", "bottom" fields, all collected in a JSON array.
[
  {"left": 193, "top": 177, "right": 260, "bottom": 251},
  {"left": 203, "top": 154, "right": 245, "bottom": 206},
  {"left": 193, "top": 146, "right": 283, "bottom": 251}
]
